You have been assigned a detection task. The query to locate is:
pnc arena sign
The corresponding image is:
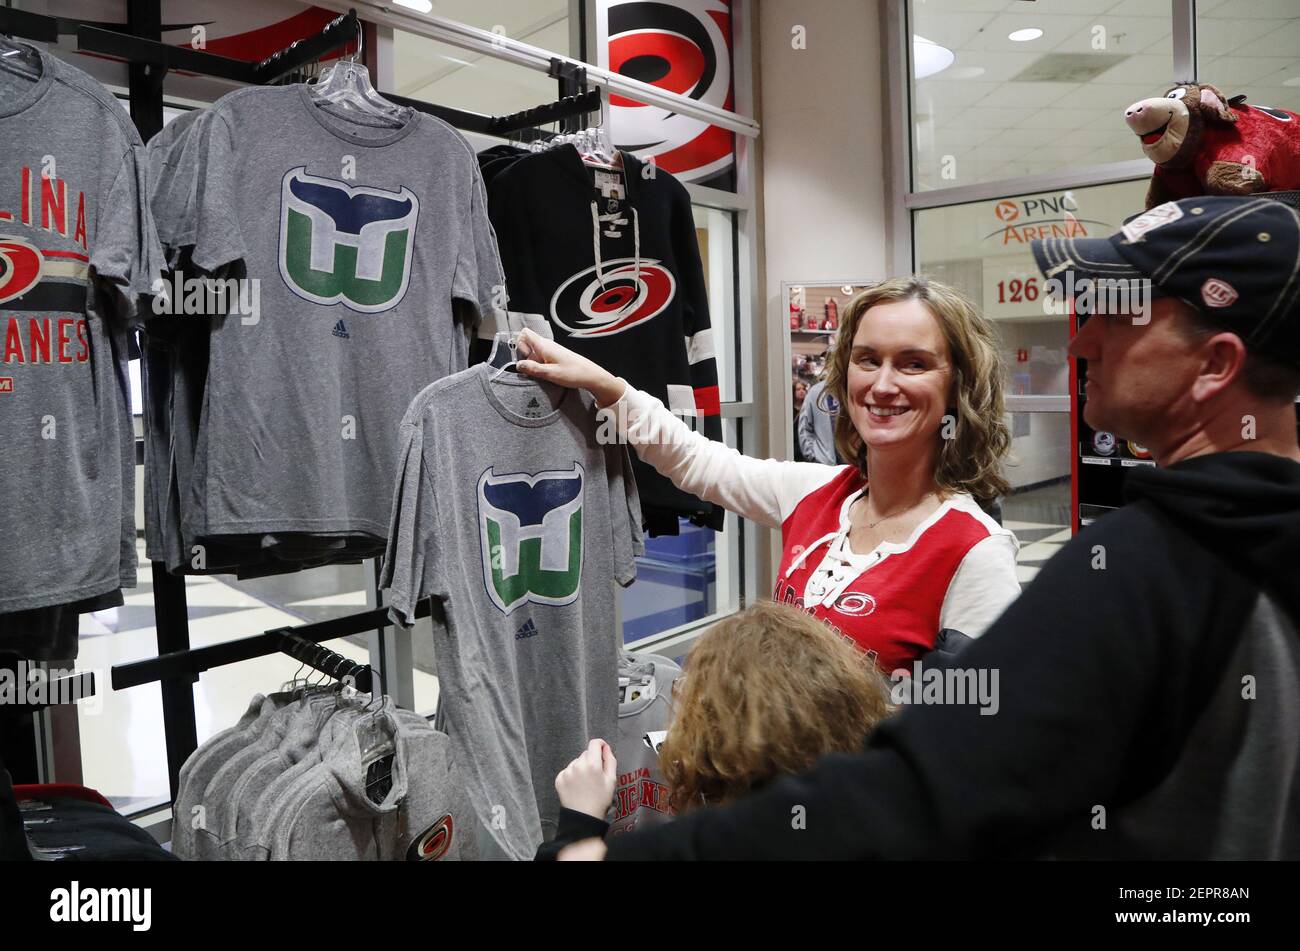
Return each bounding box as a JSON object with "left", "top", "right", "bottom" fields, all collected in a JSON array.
[{"left": 985, "top": 192, "right": 1108, "bottom": 245}]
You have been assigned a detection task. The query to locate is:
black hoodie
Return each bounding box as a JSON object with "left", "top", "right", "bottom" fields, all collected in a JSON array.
[{"left": 604, "top": 451, "right": 1300, "bottom": 860}]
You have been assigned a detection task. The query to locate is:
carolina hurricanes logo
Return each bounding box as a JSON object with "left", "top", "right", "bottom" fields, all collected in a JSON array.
[
  {"left": 604, "top": 0, "right": 735, "bottom": 186},
  {"left": 550, "top": 257, "right": 676, "bottom": 338},
  {"left": 406, "top": 814, "right": 454, "bottom": 861},
  {"left": 0, "top": 237, "right": 43, "bottom": 305},
  {"left": 832, "top": 592, "right": 876, "bottom": 617}
]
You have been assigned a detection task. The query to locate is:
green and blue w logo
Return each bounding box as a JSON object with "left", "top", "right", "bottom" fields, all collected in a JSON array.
[
  {"left": 278, "top": 167, "right": 419, "bottom": 313},
  {"left": 477, "top": 464, "right": 585, "bottom": 615}
]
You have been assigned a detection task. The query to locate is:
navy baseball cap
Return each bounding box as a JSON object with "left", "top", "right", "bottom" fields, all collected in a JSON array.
[{"left": 1031, "top": 195, "right": 1300, "bottom": 367}]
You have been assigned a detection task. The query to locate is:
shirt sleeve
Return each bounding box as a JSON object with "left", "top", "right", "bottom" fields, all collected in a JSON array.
[
  {"left": 379, "top": 416, "right": 446, "bottom": 626},
  {"left": 795, "top": 389, "right": 816, "bottom": 462},
  {"left": 597, "top": 384, "right": 843, "bottom": 529},
  {"left": 145, "top": 117, "right": 188, "bottom": 251},
  {"left": 534, "top": 809, "right": 611, "bottom": 861},
  {"left": 671, "top": 181, "right": 720, "bottom": 421},
  {"left": 608, "top": 441, "right": 645, "bottom": 587},
  {"left": 939, "top": 533, "right": 1023, "bottom": 637},
  {"left": 452, "top": 160, "right": 506, "bottom": 325},
  {"left": 155, "top": 111, "right": 211, "bottom": 258},
  {"left": 90, "top": 144, "right": 165, "bottom": 325},
  {"left": 189, "top": 111, "right": 246, "bottom": 275}
]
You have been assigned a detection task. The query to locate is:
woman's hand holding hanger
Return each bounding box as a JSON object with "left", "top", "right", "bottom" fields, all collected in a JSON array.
[{"left": 514, "top": 328, "right": 627, "bottom": 409}]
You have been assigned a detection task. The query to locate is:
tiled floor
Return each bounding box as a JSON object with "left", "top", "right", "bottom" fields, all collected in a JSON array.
[{"left": 1003, "top": 478, "right": 1072, "bottom": 585}]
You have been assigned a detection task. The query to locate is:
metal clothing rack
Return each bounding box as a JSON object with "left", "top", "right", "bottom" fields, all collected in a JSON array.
[{"left": 2, "top": 1, "right": 598, "bottom": 799}]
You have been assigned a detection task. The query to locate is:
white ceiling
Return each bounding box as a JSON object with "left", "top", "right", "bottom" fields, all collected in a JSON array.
[
  {"left": 391, "top": 0, "right": 572, "bottom": 118},
  {"left": 376, "top": 0, "right": 1299, "bottom": 184},
  {"left": 912, "top": 0, "right": 1300, "bottom": 191}
]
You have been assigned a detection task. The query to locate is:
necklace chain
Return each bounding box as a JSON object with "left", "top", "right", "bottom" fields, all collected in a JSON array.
[{"left": 860, "top": 492, "right": 934, "bottom": 531}]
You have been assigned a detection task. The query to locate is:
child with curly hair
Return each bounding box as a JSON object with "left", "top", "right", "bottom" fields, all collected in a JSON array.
[{"left": 536, "top": 601, "right": 893, "bottom": 859}]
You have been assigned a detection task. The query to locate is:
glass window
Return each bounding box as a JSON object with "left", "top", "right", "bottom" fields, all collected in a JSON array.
[
  {"left": 914, "top": 178, "right": 1147, "bottom": 397},
  {"left": 913, "top": 178, "right": 1147, "bottom": 540},
  {"left": 1196, "top": 0, "right": 1300, "bottom": 113},
  {"left": 620, "top": 202, "right": 742, "bottom": 647},
  {"left": 391, "top": 1, "right": 575, "bottom": 118},
  {"left": 910, "top": 0, "right": 1175, "bottom": 190},
  {"left": 394, "top": 0, "right": 574, "bottom": 45}
]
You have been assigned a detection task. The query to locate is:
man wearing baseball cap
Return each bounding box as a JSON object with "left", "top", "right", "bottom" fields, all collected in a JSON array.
[{"left": 567, "top": 195, "right": 1300, "bottom": 861}]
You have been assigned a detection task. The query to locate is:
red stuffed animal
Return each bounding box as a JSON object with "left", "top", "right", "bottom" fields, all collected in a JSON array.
[{"left": 1125, "top": 82, "right": 1300, "bottom": 208}]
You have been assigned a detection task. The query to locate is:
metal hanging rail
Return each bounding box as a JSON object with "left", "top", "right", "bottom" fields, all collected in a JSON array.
[
  {"left": 0, "top": 7, "right": 59, "bottom": 42},
  {"left": 312, "top": 0, "right": 760, "bottom": 139}
]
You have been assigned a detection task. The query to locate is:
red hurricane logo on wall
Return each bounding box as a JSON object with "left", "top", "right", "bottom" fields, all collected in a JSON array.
[
  {"left": 601, "top": 0, "right": 735, "bottom": 188},
  {"left": 406, "top": 814, "right": 454, "bottom": 861},
  {"left": 550, "top": 257, "right": 677, "bottom": 338},
  {"left": 0, "top": 237, "right": 43, "bottom": 305}
]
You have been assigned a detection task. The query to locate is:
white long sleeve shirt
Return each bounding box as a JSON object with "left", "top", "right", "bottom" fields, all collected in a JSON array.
[{"left": 598, "top": 385, "right": 1022, "bottom": 670}]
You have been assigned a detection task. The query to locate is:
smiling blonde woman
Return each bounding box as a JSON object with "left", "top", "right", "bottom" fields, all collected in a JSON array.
[{"left": 516, "top": 275, "right": 1021, "bottom": 673}]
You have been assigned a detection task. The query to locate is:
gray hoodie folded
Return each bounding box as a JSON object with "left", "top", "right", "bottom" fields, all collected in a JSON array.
[
  {"left": 239, "top": 701, "right": 424, "bottom": 861},
  {"left": 218, "top": 689, "right": 360, "bottom": 859},
  {"left": 267, "top": 704, "right": 478, "bottom": 861},
  {"left": 190, "top": 687, "right": 348, "bottom": 860},
  {"left": 172, "top": 691, "right": 294, "bottom": 860}
]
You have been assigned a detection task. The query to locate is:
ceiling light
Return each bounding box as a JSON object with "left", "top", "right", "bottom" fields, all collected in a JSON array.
[
  {"left": 948, "top": 65, "right": 987, "bottom": 79},
  {"left": 394, "top": 0, "right": 434, "bottom": 13},
  {"left": 913, "top": 36, "right": 955, "bottom": 79},
  {"left": 1284, "top": 76, "right": 1300, "bottom": 87},
  {"left": 1009, "top": 28, "right": 1044, "bottom": 42}
]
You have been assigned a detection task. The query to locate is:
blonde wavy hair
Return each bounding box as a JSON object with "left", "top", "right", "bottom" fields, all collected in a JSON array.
[
  {"left": 824, "top": 276, "right": 1011, "bottom": 508},
  {"left": 659, "top": 601, "right": 893, "bottom": 813}
]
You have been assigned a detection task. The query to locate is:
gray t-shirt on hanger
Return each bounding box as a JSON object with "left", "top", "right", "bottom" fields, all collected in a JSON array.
[
  {"left": 381, "top": 363, "right": 644, "bottom": 860},
  {"left": 186, "top": 84, "right": 504, "bottom": 543},
  {"left": 0, "top": 45, "right": 162, "bottom": 624}
]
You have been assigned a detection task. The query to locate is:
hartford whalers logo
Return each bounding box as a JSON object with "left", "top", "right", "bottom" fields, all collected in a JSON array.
[
  {"left": 278, "top": 167, "right": 419, "bottom": 313},
  {"left": 478, "top": 464, "right": 585, "bottom": 614}
]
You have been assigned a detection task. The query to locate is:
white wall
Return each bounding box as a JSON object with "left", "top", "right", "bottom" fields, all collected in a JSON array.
[
  {"left": 754, "top": 0, "right": 892, "bottom": 580},
  {"left": 758, "top": 1, "right": 891, "bottom": 303}
]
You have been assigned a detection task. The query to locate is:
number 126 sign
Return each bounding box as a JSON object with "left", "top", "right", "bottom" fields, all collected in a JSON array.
[{"left": 982, "top": 257, "right": 1050, "bottom": 320}]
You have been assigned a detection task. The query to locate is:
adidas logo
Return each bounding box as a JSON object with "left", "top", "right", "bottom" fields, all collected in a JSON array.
[
  {"left": 527, "top": 398, "right": 540, "bottom": 408},
  {"left": 514, "top": 619, "right": 540, "bottom": 640},
  {"left": 332, "top": 319, "right": 349, "bottom": 339}
]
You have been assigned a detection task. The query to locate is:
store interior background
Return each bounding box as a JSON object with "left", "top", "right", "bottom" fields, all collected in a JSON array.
[{"left": 28, "top": 0, "right": 1298, "bottom": 812}]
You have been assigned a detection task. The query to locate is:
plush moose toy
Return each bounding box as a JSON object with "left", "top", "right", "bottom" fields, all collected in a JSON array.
[{"left": 1125, "top": 82, "right": 1300, "bottom": 208}]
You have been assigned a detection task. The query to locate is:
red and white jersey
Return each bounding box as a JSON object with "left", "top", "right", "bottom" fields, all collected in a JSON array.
[{"left": 602, "top": 386, "right": 1022, "bottom": 672}]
